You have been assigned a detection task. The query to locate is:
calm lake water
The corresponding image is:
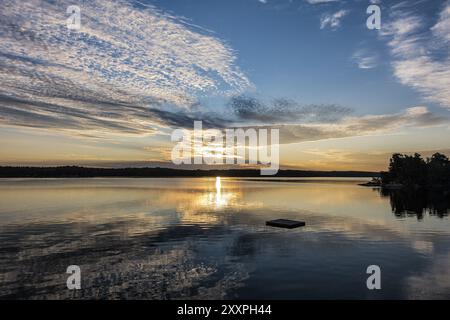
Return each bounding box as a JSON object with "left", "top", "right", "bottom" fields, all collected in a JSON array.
[{"left": 0, "top": 177, "right": 449, "bottom": 299}]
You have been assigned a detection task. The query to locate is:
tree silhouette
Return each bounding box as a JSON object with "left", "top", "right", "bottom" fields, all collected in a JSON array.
[
  {"left": 427, "top": 153, "right": 450, "bottom": 186},
  {"left": 382, "top": 152, "right": 450, "bottom": 187}
]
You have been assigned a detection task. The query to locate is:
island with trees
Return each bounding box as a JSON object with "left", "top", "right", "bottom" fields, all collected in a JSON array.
[
  {"left": 361, "top": 153, "right": 450, "bottom": 219},
  {"left": 361, "top": 152, "right": 450, "bottom": 189}
]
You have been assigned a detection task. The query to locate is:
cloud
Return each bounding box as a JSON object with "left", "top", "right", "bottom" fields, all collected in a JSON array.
[
  {"left": 3, "top": 85, "right": 447, "bottom": 147},
  {"left": 381, "top": 2, "right": 450, "bottom": 108},
  {"left": 253, "top": 106, "right": 449, "bottom": 144},
  {"left": 0, "top": 0, "right": 251, "bottom": 136},
  {"left": 167, "top": 103, "right": 448, "bottom": 148},
  {"left": 352, "top": 49, "right": 378, "bottom": 69},
  {"left": 431, "top": 3, "right": 450, "bottom": 43},
  {"left": 0, "top": 92, "right": 233, "bottom": 138},
  {"left": 320, "top": 10, "right": 349, "bottom": 30},
  {"left": 228, "top": 96, "right": 352, "bottom": 123}
]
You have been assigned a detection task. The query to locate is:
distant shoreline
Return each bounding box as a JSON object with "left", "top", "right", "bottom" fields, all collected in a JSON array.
[{"left": 0, "top": 166, "right": 379, "bottom": 178}]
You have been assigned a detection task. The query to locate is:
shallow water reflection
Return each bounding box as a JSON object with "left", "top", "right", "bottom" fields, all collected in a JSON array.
[{"left": 0, "top": 177, "right": 449, "bottom": 299}]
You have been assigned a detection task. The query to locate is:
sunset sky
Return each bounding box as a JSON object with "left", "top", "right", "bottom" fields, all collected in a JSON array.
[{"left": 1, "top": 0, "right": 450, "bottom": 171}]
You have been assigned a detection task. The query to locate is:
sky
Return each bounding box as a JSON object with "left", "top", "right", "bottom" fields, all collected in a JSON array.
[{"left": 0, "top": 0, "right": 450, "bottom": 171}]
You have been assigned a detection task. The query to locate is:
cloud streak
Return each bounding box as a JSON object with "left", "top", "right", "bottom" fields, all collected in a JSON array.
[
  {"left": 382, "top": 1, "right": 450, "bottom": 108},
  {"left": 228, "top": 96, "right": 352, "bottom": 123},
  {"left": 352, "top": 49, "right": 378, "bottom": 69},
  {"left": 249, "top": 106, "right": 449, "bottom": 144},
  {"left": 0, "top": 0, "right": 251, "bottom": 136},
  {"left": 320, "top": 10, "right": 348, "bottom": 30}
]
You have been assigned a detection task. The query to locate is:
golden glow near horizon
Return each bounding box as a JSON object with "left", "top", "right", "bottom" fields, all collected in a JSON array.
[{"left": 1, "top": 124, "right": 450, "bottom": 171}]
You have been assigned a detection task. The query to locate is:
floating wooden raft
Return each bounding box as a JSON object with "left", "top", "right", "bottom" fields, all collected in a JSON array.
[{"left": 266, "top": 219, "right": 305, "bottom": 229}]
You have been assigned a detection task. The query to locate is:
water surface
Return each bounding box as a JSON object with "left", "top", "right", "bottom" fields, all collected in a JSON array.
[{"left": 0, "top": 177, "right": 449, "bottom": 299}]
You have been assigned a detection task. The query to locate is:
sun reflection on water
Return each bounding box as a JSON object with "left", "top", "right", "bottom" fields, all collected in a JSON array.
[
  {"left": 196, "top": 177, "right": 239, "bottom": 209},
  {"left": 215, "top": 176, "right": 222, "bottom": 206},
  {"left": 216, "top": 176, "right": 221, "bottom": 191}
]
